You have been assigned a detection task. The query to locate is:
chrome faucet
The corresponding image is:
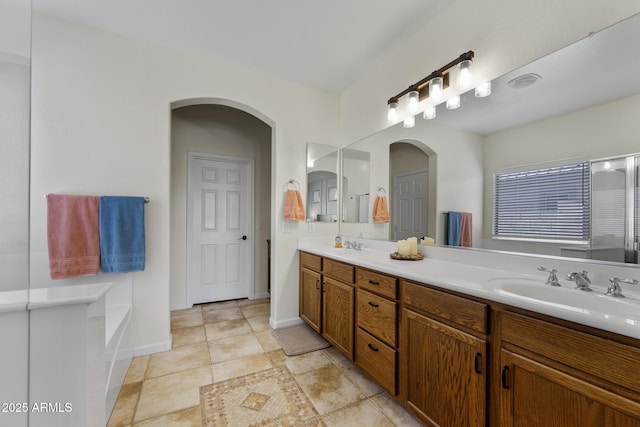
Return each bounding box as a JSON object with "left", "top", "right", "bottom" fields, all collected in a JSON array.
[
  {"left": 567, "top": 271, "right": 592, "bottom": 291},
  {"left": 606, "top": 277, "right": 639, "bottom": 298},
  {"left": 538, "top": 266, "right": 560, "bottom": 286},
  {"left": 344, "top": 241, "right": 353, "bottom": 249}
]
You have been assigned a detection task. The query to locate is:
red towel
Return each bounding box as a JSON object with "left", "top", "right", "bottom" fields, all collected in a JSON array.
[
  {"left": 373, "top": 196, "right": 390, "bottom": 223},
  {"left": 284, "top": 189, "right": 305, "bottom": 221},
  {"left": 47, "top": 194, "right": 101, "bottom": 279},
  {"left": 460, "top": 212, "right": 472, "bottom": 247}
]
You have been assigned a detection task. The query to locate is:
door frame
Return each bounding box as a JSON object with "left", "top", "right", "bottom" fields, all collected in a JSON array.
[{"left": 186, "top": 151, "right": 255, "bottom": 306}]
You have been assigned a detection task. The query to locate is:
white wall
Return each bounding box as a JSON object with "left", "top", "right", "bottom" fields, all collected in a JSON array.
[
  {"left": 30, "top": 14, "right": 340, "bottom": 352},
  {"left": 482, "top": 92, "right": 640, "bottom": 254},
  {"left": 170, "top": 104, "right": 272, "bottom": 309},
  {"left": 340, "top": 0, "right": 640, "bottom": 145}
]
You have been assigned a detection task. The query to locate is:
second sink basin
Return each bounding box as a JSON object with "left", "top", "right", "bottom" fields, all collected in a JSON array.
[{"left": 494, "top": 281, "right": 640, "bottom": 320}]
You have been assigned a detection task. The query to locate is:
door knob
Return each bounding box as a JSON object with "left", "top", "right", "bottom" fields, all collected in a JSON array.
[{"left": 239, "top": 235, "right": 247, "bottom": 240}]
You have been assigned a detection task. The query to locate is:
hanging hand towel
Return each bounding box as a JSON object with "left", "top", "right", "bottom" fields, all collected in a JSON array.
[
  {"left": 460, "top": 212, "right": 472, "bottom": 247},
  {"left": 373, "top": 196, "right": 390, "bottom": 223},
  {"left": 99, "top": 196, "right": 146, "bottom": 273},
  {"left": 284, "top": 189, "right": 305, "bottom": 221},
  {"left": 47, "top": 194, "right": 101, "bottom": 279},
  {"left": 446, "top": 211, "right": 462, "bottom": 246}
]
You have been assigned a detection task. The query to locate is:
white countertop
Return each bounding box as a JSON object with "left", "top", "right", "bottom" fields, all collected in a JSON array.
[{"left": 299, "top": 238, "right": 640, "bottom": 340}]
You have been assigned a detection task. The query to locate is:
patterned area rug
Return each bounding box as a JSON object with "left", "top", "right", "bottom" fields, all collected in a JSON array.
[{"left": 200, "top": 366, "right": 322, "bottom": 426}]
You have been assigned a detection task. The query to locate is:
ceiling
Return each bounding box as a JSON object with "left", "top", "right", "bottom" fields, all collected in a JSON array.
[{"left": 32, "top": 0, "right": 445, "bottom": 93}]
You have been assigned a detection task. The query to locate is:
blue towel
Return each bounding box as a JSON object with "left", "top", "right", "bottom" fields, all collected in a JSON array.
[
  {"left": 446, "top": 211, "right": 462, "bottom": 246},
  {"left": 99, "top": 196, "right": 146, "bottom": 273}
]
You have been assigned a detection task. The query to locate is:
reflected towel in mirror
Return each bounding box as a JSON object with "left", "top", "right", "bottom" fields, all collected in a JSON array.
[{"left": 373, "top": 196, "right": 390, "bottom": 223}]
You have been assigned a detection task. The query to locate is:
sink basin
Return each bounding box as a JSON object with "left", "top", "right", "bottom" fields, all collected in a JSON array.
[{"left": 495, "top": 282, "right": 640, "bottom": 320}]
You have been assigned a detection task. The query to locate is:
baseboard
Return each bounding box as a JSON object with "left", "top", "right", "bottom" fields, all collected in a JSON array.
[
  {"left": 253, "top": 292, "right": 270, "bottom": 300},
  {"left": 170, "top": 303, "right": 191, "bottom": 311},
  {"left": 133, "top": 337, "right": 172, "bottom": 357},
  {"left": 269, "top": 316, "right": 303, "bottom": 330}
]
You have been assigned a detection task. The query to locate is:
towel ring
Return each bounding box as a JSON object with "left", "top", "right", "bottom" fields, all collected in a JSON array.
[
  {"left": 377, "top": 187, "right": 387, "bottom": 196},
  {"left": 284, "top": 179, "right": 300, "bottom": 191}
]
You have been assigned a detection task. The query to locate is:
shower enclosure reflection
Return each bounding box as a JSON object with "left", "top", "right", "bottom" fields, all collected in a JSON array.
[{"left": 306, "top": 143, "right": 339, "bottom": 222}]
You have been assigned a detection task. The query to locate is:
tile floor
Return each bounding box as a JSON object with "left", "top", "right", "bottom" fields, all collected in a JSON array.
[{"left": 107, "top": 298, "right": 422, "bottom": 426}]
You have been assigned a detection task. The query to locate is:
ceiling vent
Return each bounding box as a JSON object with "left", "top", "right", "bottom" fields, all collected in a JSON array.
[{"left": 507, "top": 73, "right": 542, "bottom": 89}]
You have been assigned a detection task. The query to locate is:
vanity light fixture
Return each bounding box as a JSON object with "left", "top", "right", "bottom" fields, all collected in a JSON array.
[
  {"left": 407, "top": 90, "right": 420, "bottom": 114},
  {"left": 446, "top": 95, "right": 461, "bottom": 110},
  {"left": 386, "top": 51, "right": 475, "bottom": 123},
  {"left": 423, "top": 104, "right": 436, "bottom": 120},
  {"left": 475, "top": 81, "right": 491, "bottom": 97},
  {"left": 403, "top": 115, "right": 415, "bottom": 128}
]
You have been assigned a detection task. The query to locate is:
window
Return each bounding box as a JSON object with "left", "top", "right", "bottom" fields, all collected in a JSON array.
[{"left": 494, "top": 162, "right": 590, "bottom": 241}]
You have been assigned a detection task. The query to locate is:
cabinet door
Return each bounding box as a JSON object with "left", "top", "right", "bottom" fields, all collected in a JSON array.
[
  {"left": 300, "top": 267, "right": 322, "bottom": 333},
  {"left": 401, "top": 308, "right": 486, "bottom": 427},
  {"left": 500, "top": 350, "right": 640, "bottom": 427},
  {"left": 322, "top": 276, "right": 354, "bottom": 360}
]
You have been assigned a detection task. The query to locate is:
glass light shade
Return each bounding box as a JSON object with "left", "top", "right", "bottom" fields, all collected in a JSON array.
[
  {"left": 387, "top": 102, "right": 398, "bottom": 122},
  {"left": 407, "top": 90, "right": 419, "bottom": 114},
  {"left": 475, "top": 81, "right": 491, "bottom": 97},
  {"left": 423, "top": 104, "right": 436, "bottom": 120},
  {"left": 457, "top": 59, "right": 472, "bottom": 89},
  {"left": 429, "top": 77, "right": 443, "bottom": 101},
  {"left": 403, "top": 115, "right": 415, "bottom": 128},
  {"left": 446, "top": 95, "right": 461, "bottom": 110}
]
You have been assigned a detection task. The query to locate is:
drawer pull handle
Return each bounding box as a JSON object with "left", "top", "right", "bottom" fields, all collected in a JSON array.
[
  {"left": 474, "top": 352, "right": 482, "bottom": 374},
  {"left": 367, "top": 343, "right": 379, "bottom": 352},
  {"left": 315, "top": 279, "right": 320, "bottom": 290},
  {"left": 501, "top": 366, "right": 510, "bottom": 389},
  {"left": 368, "top": 280, "right": 380, "bottom": 285},
  {"left": 368, "top": 301, "right": 379, "bottom": 308}
]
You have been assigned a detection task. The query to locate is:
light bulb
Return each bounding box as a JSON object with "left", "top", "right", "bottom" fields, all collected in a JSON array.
[
  {"left": 475, "top": 81, "right": 491, "bottom": 97},
  {"left": 387, "top": 102, "right": 398, "bottom": 122},
  {"left": 457, "top": 59, "right": 472, "bottom": 89},
  {"left": 403, "top": 115, "right": 415, "bottom": 128},
  {"left": 430, "top": 77, "right": 443, "bottom": 101},
  {"left": 446, "top": 95, "right": 460, "bottom": 110},
  {"left": 423, "top": 105, "right": 436, "bottom": 120},
  {"left": 407, "top": 90, "right": 419, "bottom": 114}
]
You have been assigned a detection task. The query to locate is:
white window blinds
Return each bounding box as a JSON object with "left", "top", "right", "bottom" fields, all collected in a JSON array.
[{"left": 494, "top": 162, "right": 590, "bottom": 241}]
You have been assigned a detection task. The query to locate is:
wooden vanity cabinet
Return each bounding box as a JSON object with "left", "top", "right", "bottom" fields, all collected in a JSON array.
[
  {"left": 499, "top": 311, "right": 640, "bottom": 426},
  {"left": 400, "top": 280, "right": 488, "bottom": 427},
  {"left": 299, "top": 252, "right": 355, "bottom": 360},
  {"left": 355, "top": 267, "right": 398, "bottom": 395},
  {"left": 299, "top": 253, "right": 322, "bottom": 333}
]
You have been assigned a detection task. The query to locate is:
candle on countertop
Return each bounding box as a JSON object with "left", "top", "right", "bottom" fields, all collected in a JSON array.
[
  {"left": 397, "top": 239, "right": 410, "bottom": 256},
  {"left": 420, "top": 237, "right": 435, "bottom": 246},
  {"left": 407, "top": 237, "right": 418, "bottom": 255}
]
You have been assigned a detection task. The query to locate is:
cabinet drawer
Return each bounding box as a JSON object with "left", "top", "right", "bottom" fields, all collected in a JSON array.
[
  {"left": 357, "top": 268, "right": 397, "bottom": 299},
  {"left": 300, "top": 251, "right": 322, "bottom": 272},
  {"left": 323, "top": 258, "right": 355, "bottom": 283},
  {"left": 502, "top": 311, "right": 640, "bottom": 398},
  {"left": 401, "top": 281, "right": 488, "bottom": 334},
  {"left": 356, "top": 289, "right": 397, "bottom": 347},
  {"left": 356, "top": 327, "right": 396, "bottom": 395}
]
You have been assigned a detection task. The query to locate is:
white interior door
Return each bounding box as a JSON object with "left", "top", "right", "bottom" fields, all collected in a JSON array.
[
  {"left": 188, "top": 153, "right": 254, "bottom": 304},
  {"left": 394, "top": 170, "right": 428, "bottom": 240}
]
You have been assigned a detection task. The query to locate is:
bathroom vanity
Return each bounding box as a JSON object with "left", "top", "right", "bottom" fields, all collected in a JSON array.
[{"left": 298, "top": 237, "right": 640, "bottom": 426}]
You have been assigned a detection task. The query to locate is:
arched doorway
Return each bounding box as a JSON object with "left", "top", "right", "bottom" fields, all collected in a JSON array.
[
  {"left": 389, "top": 141, "right": 437, "bottom": 241},
  {"left": 169, "top": 99, "right": 274, "bottom": 308}
]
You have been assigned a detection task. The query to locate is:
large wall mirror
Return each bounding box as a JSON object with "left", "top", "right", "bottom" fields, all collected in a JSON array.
[
  {"left": 306, "top": 143, "right": 339, "bottom": 222},
  {"left": 341, "top": 148, "right": 370, "bottom": 223},
  {"left": 341, "top": 12, "right": 640, "bottom": 266}
]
